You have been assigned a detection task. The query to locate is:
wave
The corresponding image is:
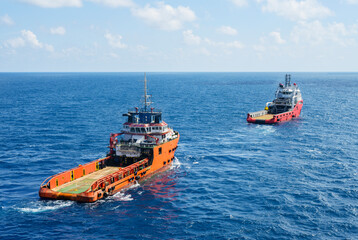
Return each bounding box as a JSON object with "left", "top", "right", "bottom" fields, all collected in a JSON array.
[{"left": 14, "top": 200, "right": 73, "bottom": 213}]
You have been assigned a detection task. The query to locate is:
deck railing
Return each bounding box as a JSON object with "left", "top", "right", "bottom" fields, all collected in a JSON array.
[
  {"left": 85, "top": 158, "right": 149, "bottom": 193},
  {"left": 248, "top": 110, "right": 268, "bottom": 118}
]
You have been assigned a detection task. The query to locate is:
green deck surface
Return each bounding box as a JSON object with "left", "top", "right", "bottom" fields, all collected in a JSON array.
[
  {"left": 56, "top": 178, "right": 98, "bottom": 194},
  {"left": 52, "top": 167, "right": 120, "bottom": 194}
]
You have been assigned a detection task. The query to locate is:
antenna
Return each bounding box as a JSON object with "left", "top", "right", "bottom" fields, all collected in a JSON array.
[
  {"left": 285, "top": 74, "right": 291, "bottom": 87},
  {"left": 144, "top": 72, "right": 147, "bottom": 110},
  {"left": 142, "top": 73, "right": 152, "bottom": 111}
]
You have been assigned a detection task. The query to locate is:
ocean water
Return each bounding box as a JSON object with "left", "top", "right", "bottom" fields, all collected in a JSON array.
[{"left": 0, "top": 72, "right": 357, "bottom": 239}]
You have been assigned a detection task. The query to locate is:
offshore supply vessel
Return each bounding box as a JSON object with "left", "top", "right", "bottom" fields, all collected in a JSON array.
[
  {"left": 39, "top": 74, "right": 180, "bottom": 202},
  {"left": 247, "top": 74, "right": 303, "bottom": 124}
]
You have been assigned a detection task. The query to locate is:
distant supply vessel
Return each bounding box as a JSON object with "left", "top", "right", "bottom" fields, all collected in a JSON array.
[
  {"left": 39, "top": 74, "right": 180, "bottom": 202},
  {"left": 247, "top": 74, "right": 303, "bottom": 124}
]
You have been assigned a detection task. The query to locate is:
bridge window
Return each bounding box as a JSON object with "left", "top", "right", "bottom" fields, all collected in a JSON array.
[
  {"left": 136, "top": 128, "right": 140, "bottom": 133},
  {"left": 130, "top": 128, "right": 135, "bottom": 132},
  {"left": 141, "top": 128, "right": 146, "bottom": 133}
]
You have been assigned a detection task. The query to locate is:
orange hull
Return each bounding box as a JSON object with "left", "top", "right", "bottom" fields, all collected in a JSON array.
[{"left": 39, "top": 135, "right": 179, "bottom": 203}]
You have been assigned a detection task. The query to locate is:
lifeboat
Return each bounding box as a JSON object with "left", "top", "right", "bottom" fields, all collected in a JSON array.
[
  {"left": 247, "top": 74, "right": 303, "bottom": 124},
  {"left": 39, "top": 74, "right": 180, "bottom": 202}
]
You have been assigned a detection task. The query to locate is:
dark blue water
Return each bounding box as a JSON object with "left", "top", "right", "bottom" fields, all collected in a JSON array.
[{"left": 1, "top": 73, "right": 358, "bottom": 239}]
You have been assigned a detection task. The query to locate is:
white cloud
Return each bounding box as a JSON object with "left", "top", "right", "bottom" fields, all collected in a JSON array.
[
  {"left": 217, "top": 26, "right": 238, "bottom": 36},
  {"left": 231, "top": 0, "right": 248, "bottom": 7},
  {"left": 21, "top": 30, "right": 43, "bottom": 48},
  {"left": 258, "top": 0, "right": 333, "bottom": 21},
  {"left": 269, "top": 31, "right": 286, "bottom": 44},
  {"left": 131, "top": 2, "right": 196, "bottom": 31},
  {"left": 22, "top": 0, "right": 82, "bottom": 8},
  {"left": 105, "top": 33, "right": 127, "bottom": 48},
  {"left": 291, "top": 20, "right": 358, "bottom": 46},
  {"left": 1, "top": 14, "right": 14, "bottom": 25},
  {"left": 89, "top": 0, "right": 134, "bottom": 7},
  {"left": 183, "top": 30, "right": 201, "bottom": 45},
  {"left": 50, "top": 26, "right": 66, "bottom": 35},
  {"left": 5, "top": 30, "right": 54, "bottom": 52}
]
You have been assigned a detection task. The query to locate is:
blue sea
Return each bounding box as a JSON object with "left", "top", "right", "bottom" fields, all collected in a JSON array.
[{"left": 0, "top": 72, "right": 357, "bottom": 239}]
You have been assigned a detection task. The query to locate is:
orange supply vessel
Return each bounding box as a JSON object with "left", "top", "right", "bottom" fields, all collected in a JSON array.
[
  {"left": 247, "top": 74, "right": 303, "bottom": 124},
  {"left": 39, "top": 74, "right": 180, "bottom": 202}
]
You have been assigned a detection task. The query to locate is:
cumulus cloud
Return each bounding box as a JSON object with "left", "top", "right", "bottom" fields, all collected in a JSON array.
[
  {"left": 50, "top": 26, "right": 66, "bottom": 35},
  {"left": 258, "top": 0, "right": 333, "bottom": 21},
  {"left": 131, "top": 2, "right": 196, "bottom": 31},
  {"left": 105, "top": 33, "right": 127, "bottom": 48},
  {"left": 1, "top": 14, "right": 14, "bottom": 25},
  {"left": 183, "top": 30, "right": 201, "bottom": 45},
  {"left": 269, "top": 31, "right": 286, "bottom": 44},
  {"left": 22, "top": 0, "right": 82, "bottom": 8},
  {"left": 217, "top": 26, "right": 238, "bottom": 36},
  {"left": 5, "top": 30, "right": 54, "bottom": 51},
  {"left": 231, "top": 0, "right": 248, "bottom": 7},
  {"left": 21, "top": 30, "right": 42, "bottom": 48}
]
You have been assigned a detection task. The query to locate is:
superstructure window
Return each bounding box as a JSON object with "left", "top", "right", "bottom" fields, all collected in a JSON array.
[
  {"left": 130, "top": 128, "right": 135, "bottom": 132},
  {"left": 141, "top": 128, "right": 146, "bottom": 133},
  {"left": 136, "top": 128, "right": 140, "bottom": 133},
  {"left": 159, "top": 147, "right": 162, "bottom": 155}
]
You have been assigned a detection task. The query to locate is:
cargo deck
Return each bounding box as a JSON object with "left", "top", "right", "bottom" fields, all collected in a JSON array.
[
  {"left": 251, "top": 114, "right": 274, "bottom": 120},
  {"left": 52, "top": 166, "right": 120, "bottom": 194}
]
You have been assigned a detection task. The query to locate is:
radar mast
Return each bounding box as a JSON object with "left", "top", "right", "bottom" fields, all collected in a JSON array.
[{"left": 143, "top": 73, "right": 152, "bottom": 111}]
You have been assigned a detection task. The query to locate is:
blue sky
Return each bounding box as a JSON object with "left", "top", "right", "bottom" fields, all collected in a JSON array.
[{"left": 0, "top": 0, "right": 358, "bottom": 72}]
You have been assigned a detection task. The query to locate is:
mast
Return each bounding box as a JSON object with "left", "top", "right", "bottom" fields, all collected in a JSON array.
[
  {"left": 144, "top": 73, "right": 147, "bottom": 111},
  {"left": 142, "top": 73, "right": 152, "bottom": 111},
  {"left": 285, "top": 74, "right": 291, "bottom": 87}
]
